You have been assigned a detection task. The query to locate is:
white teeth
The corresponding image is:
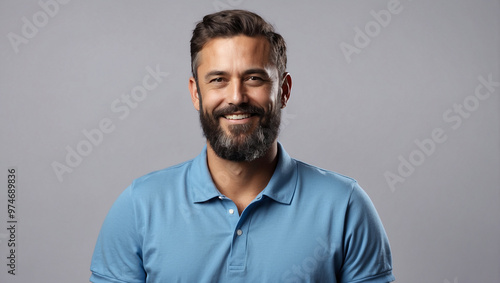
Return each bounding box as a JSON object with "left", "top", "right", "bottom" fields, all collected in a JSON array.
[{"left": 225, "top": 114, "right": 251, "bottom": 120}]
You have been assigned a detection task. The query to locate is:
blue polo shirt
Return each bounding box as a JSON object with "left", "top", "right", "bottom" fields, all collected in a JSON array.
[{"left": 90, "top": 143, "right": 394, "bottom": 283}]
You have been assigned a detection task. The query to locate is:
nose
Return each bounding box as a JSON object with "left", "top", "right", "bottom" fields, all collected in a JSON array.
[{"left": 226, "top": 79, "right": 248, "bottom": 105}]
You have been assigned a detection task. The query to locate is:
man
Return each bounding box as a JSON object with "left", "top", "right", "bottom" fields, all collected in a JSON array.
[{"left": 90, "top": 9, "right": 395, "bottom": 283}]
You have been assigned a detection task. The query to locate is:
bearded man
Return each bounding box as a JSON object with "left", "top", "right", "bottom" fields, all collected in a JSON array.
[{"left": 90, "top": 9, "right": 395, "bottom": 283}]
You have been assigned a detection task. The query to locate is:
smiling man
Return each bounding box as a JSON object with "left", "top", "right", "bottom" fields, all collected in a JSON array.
[
  {"left": 90, "top": 10, "right": 394, "bottom": 283},
  {"left": 190, "top": 33, "right": 289, "bottom": 213}
]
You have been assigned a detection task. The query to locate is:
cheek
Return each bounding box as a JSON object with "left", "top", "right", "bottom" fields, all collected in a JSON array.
[
  {"left": 260, "top": 85, "right": 279, "bottom": 110},
  {"left": 201, "top": 92, "right": 223, "bottom": 112}
]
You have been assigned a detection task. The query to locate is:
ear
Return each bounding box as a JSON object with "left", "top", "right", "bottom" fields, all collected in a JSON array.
[
  {"left": 280, "top": 72, "right": 292, "bottom": 108},
  {"left": 189, "top": 77, "right": 200, "bottom": 111}
]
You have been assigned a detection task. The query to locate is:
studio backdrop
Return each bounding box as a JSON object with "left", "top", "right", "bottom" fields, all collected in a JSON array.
[{"left": 1, "top": 0, "right": 499, "bottom": 282}]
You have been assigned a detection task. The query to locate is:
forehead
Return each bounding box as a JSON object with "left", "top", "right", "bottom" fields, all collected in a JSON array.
[{"left": 197, "top": 35, "right": 272, "bottom": 72}]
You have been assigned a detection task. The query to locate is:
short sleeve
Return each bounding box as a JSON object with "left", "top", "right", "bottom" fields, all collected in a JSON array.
[
  {"left": 340, "top": 182, "right": 395, "bottom": 283},
  {"left": 90, "top": 185, "right": 146, "bottom": 283}
]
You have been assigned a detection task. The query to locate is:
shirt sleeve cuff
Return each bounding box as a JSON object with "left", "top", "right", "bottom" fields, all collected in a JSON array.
[{"left": 345, "top": 269, "right": 395, "bottom": 283}]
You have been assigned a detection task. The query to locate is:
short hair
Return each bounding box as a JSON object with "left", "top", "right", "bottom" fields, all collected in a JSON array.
[{"left": 190, "top": 9, "right": 287, "bottom": 81}]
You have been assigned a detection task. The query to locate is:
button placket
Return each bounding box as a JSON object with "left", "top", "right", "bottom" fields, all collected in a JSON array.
[
  {"left": 229, "top": 223, "right": 248, "bottom": 272},
  {"left": 228, "top": 203, "right": 257, "bottom": 272},
  {"left": 217, "top": 196, "right": 239, "bottom": 232},
  {"left": 222, "top": 195, "right": 261, "bottom": 273}
]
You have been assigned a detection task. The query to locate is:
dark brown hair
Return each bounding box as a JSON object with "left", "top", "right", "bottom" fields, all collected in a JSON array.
[{"left": 190, "top": 10, "right": 287, "bottom": 80}]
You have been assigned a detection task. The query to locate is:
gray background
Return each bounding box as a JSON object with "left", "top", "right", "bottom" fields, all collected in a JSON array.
[{"left": 1, "top": 0, "right": 499, "bottom": 282}]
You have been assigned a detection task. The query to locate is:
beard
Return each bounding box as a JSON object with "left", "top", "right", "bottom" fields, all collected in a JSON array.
[{"left": 199, "top": 100, "right": 281, "bottom": 162}]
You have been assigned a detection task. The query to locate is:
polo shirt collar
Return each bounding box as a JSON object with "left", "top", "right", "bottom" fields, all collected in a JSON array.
[
  {"left": 189, "top": 146, "right": 221, "bottom": 203},
  {"left": 259, "top": 142, "right": 297, "bottom": 204},
  {"left": 189, "top": 142, "right": 297, "bottom": 205}
]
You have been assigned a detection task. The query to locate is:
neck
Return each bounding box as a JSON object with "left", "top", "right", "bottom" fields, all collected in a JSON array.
[{"left": 206, "top": 142, "right": 279, "bottom": 213}]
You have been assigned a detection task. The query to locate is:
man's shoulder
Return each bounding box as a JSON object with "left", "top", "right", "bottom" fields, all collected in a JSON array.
[
  {"left": 291, "top": 158, "right": 360, "bottom": 197},
  {"left": 294, "top": 158, "right": 357, "bottom": 185},
  {"left": 140, "top": 159, "right": 193, "bottom": 180},
  {"left": 127, "top": 158, "right": 195, "bottom": 194}
]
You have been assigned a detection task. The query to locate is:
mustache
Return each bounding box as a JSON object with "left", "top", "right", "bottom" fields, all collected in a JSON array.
[{"left": 212, "top": 104, "right": 265, "bottom": 119}]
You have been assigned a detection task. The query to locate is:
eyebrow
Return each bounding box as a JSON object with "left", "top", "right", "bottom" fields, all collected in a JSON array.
[
  {"left": 204, "top": 70, "right": 229, "bottom": 81},
  {"left": 242, "top": 68, "right": 270, "bottom": 78},
  {"left": 204, "top": 68, "right": 271, "bottom": 81}
]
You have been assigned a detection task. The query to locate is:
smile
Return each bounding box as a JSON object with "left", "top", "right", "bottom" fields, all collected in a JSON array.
[{"left": 224, "top": 113, "right": 253, "bottom": 120}]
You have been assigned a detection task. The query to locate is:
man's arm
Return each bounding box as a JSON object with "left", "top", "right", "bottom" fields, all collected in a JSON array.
[
  {"left": 90, "top": 185, "right": 146, "bottom": 283},
  {"left": 340, "top": 182, "right": 395, "bottom": 283}
]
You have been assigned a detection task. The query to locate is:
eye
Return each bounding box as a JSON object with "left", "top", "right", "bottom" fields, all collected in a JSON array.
[
  {"left": 210, "top": 77, "right": 225, "bottom": 83},
  {"left": 245, "top": 76, "right": 266, "bottom": 86}
]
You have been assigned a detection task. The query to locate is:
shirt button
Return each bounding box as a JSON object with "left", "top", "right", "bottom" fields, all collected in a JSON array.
[
  {"left": 219, "top": 196, "right": 224, "bottom": 200},
  {"left": 229, "top": 209, "right": 234, "bottom": 214},
  {"left": 236, "top": 229, "right": 243, "bottom": 236}
]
